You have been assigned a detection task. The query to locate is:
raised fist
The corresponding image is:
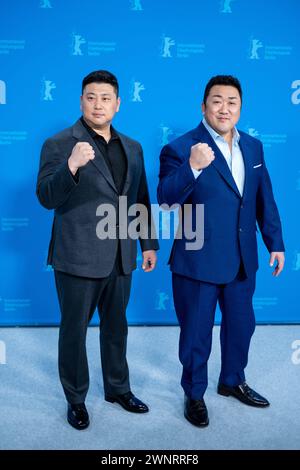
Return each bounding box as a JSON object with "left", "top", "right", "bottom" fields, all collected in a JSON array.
[
  {"left": 68, "top": 142, "right": 95, "bottom": 175},
  {"left": 189, "top": 143, "right": 215, "bottom": 171}
]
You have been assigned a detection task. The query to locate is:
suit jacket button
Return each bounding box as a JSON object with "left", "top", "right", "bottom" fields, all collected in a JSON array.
[{"left": 239, "top": 228, "right": 243, "bottom": 232}]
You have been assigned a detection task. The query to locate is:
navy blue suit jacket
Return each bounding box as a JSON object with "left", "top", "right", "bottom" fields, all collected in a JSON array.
[{"left": 157, "top": 122, "right": 285, "bottom": 283}]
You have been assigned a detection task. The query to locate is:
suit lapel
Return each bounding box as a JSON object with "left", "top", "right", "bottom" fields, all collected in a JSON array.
[
  {"left": 72, "top": 119, "right": 117, "bottom": 193},
  {"left": 192, "top": 123, "right": 242, "bottom": 199},
  {"left": 238, "top": 136, "right": 252, "bottom": 202},
  {"left": 118, "top": 133, "right": 134, "bottom": 195}
]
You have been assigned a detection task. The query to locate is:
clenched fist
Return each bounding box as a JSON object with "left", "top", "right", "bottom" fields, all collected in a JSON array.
[
  {"left": 68, "top": 142, "right": 95, "bottom": 175},
  {"left": 189, "top": 143, "right": 215, "bottom": 171}
]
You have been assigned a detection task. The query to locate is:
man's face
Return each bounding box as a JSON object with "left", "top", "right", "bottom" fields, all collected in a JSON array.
[
  {"left": 202, "top": 85, "right": 241, "bottom": 137},
  {"left": 80, "top": 82, "right": 120, "bottom": 129}
]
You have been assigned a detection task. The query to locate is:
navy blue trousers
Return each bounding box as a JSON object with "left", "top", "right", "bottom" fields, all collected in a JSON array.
[{"left": 172, "top": 266, "right": 256, "bottom": 399}]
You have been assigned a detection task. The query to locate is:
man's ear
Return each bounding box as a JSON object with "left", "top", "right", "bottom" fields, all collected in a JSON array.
[
  {"left": 116, "top": 96, "right": 121, "bottom": 112},
  {"left": 201, "top": 102, "right": 206, "bottom": 114},
  {"left": 80, "top": 95, "right": 83, "bottom": 112}
]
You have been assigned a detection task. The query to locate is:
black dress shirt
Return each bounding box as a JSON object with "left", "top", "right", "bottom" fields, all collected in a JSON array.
[
  {"left": 80, "top": 117, "right": 127, "bottom": 195},
  {"left": 80, "top": 117, "right": 128, "bottom": 276}
]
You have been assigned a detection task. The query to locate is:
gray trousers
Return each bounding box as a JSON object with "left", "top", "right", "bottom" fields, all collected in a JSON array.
[{"left": 54, "top": 268, "right": 132, "bottom": 404}]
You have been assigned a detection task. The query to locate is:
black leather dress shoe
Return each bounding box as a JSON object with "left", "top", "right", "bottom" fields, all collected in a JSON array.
[
  {"left": 184, "top": 396, "right": 209, "bottom": 427},
  {"left": 218, "top": 382, "right": 270, "bottom": 407},
  {"left": 105, "top": 391, "right": 149, "bottom": 413},
  {"left": 67, "top": 403, "right": 90, "bottom": 430}
]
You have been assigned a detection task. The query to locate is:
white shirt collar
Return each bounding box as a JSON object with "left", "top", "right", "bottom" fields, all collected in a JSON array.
[{"left": 202, "top": 117, "right": 240, "bottom": 145}]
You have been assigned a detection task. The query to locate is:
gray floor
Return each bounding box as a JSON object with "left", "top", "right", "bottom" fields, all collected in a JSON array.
[{"left": 0, "top": 325, "right": 299, "bottom": 450}]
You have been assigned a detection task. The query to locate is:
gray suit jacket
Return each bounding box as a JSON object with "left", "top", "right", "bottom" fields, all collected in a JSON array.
[{"left": 37, "top": 119, "right": 158, "bottom": 277}]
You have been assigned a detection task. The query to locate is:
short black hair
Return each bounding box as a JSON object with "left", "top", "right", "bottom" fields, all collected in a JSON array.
[
  {"left": 82, "top": 70, "right": 119, "bottom": 96},
  {"left": 203, "top": 75, "right": 242, "bottom": 104}
]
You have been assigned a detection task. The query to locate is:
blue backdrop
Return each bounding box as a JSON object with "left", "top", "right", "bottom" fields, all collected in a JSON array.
[{"left": 0, "top": 0, "right": 299, "bottom": 325}]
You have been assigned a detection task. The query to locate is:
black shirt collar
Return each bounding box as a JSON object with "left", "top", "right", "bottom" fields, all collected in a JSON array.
[{"left": 80, "top": 116, "right": 119, "bottom": 142}]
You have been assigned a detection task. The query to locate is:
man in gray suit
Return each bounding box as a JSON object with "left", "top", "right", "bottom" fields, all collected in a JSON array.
[{"left": 37, "top": 70, "right": 158, "bottom": 430}]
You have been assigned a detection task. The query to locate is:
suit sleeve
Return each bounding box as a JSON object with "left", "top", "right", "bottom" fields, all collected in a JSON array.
[
  {"left": 157, "top": 144, "right": 199, "bottom": 207},
  {"left": 136, "top": 146, "right": 159, "bottom": 252},
  {"left": 36, "top": 138, "right": 79, "bottom": 210},
  {"left": 256, "top": 143, "right": 285, "bottom": 252}
]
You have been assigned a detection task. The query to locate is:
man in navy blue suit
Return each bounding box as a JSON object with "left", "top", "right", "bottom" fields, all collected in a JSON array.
[{"left": 157, "top": 75, "right": 285, "bottom": 427}]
